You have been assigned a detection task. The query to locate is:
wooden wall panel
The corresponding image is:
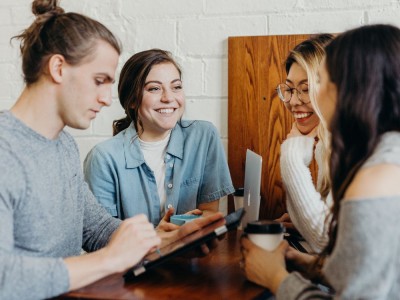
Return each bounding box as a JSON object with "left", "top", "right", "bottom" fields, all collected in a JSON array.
[{"left": 228, "top": 34, "right": 317, "bottom": 220}]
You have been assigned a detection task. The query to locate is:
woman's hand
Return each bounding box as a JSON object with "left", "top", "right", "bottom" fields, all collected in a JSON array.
[
  {"left": 184, "top": 209, "right": 203, "bottom": 216},
  {"left": 285, "top": 246, "right": 317, "bottom": 274},
  {"left": 274, "top": 212, "right": 296, "bottom": 231},
  {"left": 157, "top": 208, "right": 204, "bottom": 232},
  {"left": 158, "top": 212, "right": 225, "bottom": 257},
  {"left": 240, "top": 237, "right": 289, "bottom": 294},
  {"left": 156, "top": 207, "right": 180, "bottom": 232}
]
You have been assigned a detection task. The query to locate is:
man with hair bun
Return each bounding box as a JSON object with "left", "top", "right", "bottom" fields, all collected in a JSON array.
[{"left": 0, "top": 1, "right": 222, "bottom": 299}]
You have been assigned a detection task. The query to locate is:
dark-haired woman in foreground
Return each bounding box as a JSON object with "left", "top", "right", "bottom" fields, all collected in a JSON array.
[{"left": 241, "top": 24, "right": 400, "bottom": 298}]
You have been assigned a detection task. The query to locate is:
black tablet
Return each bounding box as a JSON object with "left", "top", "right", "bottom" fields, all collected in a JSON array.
[{"left": 124, "top": 208, "right": 245, "bottom": 279}]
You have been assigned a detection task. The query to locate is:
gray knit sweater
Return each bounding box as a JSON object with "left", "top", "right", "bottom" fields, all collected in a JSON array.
[
  {"left": 0, "top": 110, "right": 121, "bottom": 300},
  {"left": 277, "top": 131, "right": 400, "bottom": 299}
]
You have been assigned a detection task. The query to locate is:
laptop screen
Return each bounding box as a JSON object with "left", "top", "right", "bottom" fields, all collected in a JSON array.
[{"left": 242, "top": 149, "right": 262, "bottom": 228}]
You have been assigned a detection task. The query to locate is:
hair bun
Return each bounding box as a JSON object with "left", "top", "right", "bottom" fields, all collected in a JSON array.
[{"left": 32, "top": 0, "right": 64, "bottom": 17}]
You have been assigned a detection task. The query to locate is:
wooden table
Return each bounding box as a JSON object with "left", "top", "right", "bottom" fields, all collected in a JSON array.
[{"left": 57, "top": 230, "right": 269, "bottom": 300}]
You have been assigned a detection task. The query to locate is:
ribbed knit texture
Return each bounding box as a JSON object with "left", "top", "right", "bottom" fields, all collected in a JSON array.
[{"left": 280, "top": 137, "right": 331, "bottom": 253}]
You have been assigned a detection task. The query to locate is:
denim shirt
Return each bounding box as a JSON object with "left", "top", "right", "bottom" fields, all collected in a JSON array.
[{"left": 84, "top": 120, "right": 234, "bottom": 226}]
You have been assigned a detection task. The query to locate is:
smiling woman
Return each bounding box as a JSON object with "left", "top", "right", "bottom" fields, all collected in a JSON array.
[
  {"left": 276, "top": 34, "right": 334, "bottom": 253},
  {"left": 83, "top": 49, "right": 234, "bottom": 231}
]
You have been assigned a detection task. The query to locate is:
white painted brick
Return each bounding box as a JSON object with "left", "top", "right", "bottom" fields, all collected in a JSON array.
[
  {"left": 134, "top": 19, "right": 177, "bottom": 52},
  {"left": 121, "top": 0, "right": 203, "bottom": 18},
  {"left": 0, "top": 25, "right": 22, "bottom": 45},
  {"left": 119, "top": 19, "right": 138, "bottom": 56},
  {"left": 100, "top": 19, "right": 129, "bottom": 49},
  {"left": 303, "top": 0, "right": 396, "bottom": 10},
  {"left": 0, "top": 100, "right": 14, "bottom": 110},
  {"left": 206, "top": 0, "right": 298, "bottom": 14},
  {"left": 0, "top": 45, "right": 20, "bottom": 62},
  {"left": 61, "top": 0, "right": 89, "bottom": 14},
  {"left": 183, "top": 98, "right": 228, "bottom": 138},
  {"left": 368, "top": 7, "right": 400, "bottom": 27},
  {"left": 0, "top": 7, "right": 12, "bottom": 25},
  {"left": 81, "top": 1, "right": 122, "bottom": 21},
  {"left": 205, "top": 58, "right": 228, "bottom": 97},
  {"left": 179, "top": 17, "right": 266, "bottom": 56},
  {"left": 0, "top": 63, "right": 19, "bottom": 82},
  {"left": 10, "top": 81, "right": 24, "bottom": 101},
  {"left": 0, "top": 0, "right": 28, "bottom": 7},
  {"left": 176, "top": 57, "right": 203, "bottom": 97},
  {"left": 92, "top": 100, "right": 125, "bottom": 136},
  {"left": 74, "top": 137, "right": 109, "bottom": 165},
  {"left": 10, "top": 6, "right": 33, "bottom": 26},
  {"left": 269, "top": 11, "right": 364, "bottom": 35}
]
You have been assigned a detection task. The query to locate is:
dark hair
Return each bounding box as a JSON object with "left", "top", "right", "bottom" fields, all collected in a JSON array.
[
  {"left": 323, "top": 24, "right": 400, "bottom": 255},
  {"left": 113, "top": 49, "right": 182, "bottom": 136},
  {"left": 12, "top": 0, "right": 121, "bottom": 85}
]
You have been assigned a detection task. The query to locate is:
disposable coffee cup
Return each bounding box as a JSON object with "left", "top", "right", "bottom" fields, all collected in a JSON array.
[
  {"left": 244, "top": 220, "right": 285, "bottom": 251},
  {"left": 234, "top": 188, "right": 244, "bottom": 229}
]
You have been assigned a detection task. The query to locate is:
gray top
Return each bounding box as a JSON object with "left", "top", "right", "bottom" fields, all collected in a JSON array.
[
  {"left": 0, "top": 110, "right": 121, "bottom": 300},
  {"left": 277, "top": 131, "right": 400, "bottom": 299}
]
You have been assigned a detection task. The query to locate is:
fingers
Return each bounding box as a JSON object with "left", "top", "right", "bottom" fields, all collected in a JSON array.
[
  {"left": 240, "top": 236, "right": 253, "bottom": 250},
  {"left": 157, "top": 222, "right": 180, "bottom": 232},
  {"left": 276, "top": 240, "right": 289, "bottom": 253},
  {"left": 274, "top": 212, "right": 289, "bottom": 222},
  {"left": 200, "top": 243, "right": 210, "bottom": 255},
  {"left": 194, "top": 212, "right": 223, "bottom": 227},
  {"left": 162, "top": 207, "right": 175, "bottom": 221},
  {"left": 185, "top": 209, "right": 203, "bottom": 216},
  {"left": 274, "top": 213, "right": 285, "bottom": 222}
]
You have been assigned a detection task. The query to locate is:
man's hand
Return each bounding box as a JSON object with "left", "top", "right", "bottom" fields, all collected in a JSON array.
[{"left": 101, "top": 214, "right": 160, "bottom": 273}]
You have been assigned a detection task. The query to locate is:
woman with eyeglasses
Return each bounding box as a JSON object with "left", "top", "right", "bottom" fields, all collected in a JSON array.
[
  {"left": 241, "top": 23, "right": 400, "bottom": 299},
  {"left": 275, "top": 34, "right": 334, "bottom": 253}
]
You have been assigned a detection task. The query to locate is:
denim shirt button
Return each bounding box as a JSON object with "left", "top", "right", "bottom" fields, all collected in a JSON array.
[
  {"left": 169, "top": 163, "right": 173, "bottom": 168},
  {"left": 167, "top": 183, "right": 173, "bottom": 189},
  {"left": 166, "top": 155, "right": 171, "bottom": 160}
]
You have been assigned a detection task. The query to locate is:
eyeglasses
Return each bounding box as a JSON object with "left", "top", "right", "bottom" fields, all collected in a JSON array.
[{"left": 276, "top": 83, "right": 310, "bottom": 104}]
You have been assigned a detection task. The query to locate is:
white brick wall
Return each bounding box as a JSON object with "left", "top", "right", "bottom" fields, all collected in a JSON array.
[{"left": 1, "top": 0, "right": 400, "bottom": 213}]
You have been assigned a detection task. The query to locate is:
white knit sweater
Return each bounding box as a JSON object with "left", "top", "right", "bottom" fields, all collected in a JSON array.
[{"left": 280, "top": 136, "right": 332, "bottom": 253}]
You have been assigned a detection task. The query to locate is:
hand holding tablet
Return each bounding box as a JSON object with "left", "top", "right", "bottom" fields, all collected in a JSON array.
[
  {"left": 124, "top": 208, "right": 245, "bottom": 279},
  {"left": 170, "top": 214, "right": 202, "bottom": 226}
]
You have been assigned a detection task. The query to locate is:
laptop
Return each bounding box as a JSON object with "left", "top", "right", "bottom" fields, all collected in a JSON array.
[
  {"left": 242, "top": 149, "right": 263, "bottom": 228},
  {"left": 124, "top": 208, "right": 245, "bottom": 279}
]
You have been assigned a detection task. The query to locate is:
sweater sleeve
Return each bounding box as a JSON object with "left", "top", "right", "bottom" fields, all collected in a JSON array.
[
  {"left": 0, "top": 149, "right": 69, "bottom": 300},
  {"left": 323, "top": 198, "right": 400, "bottom": 299},
  {"left": 277, "top": 272, "right": 332, "bottom": 299},
  {"left": 280, "top": 137, "right": 330, "bottom": 253}
]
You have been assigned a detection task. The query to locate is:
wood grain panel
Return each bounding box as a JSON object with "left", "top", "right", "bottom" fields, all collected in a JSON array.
[{"left": 228, "top": 34, "right": 317, "bottom": 220}]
